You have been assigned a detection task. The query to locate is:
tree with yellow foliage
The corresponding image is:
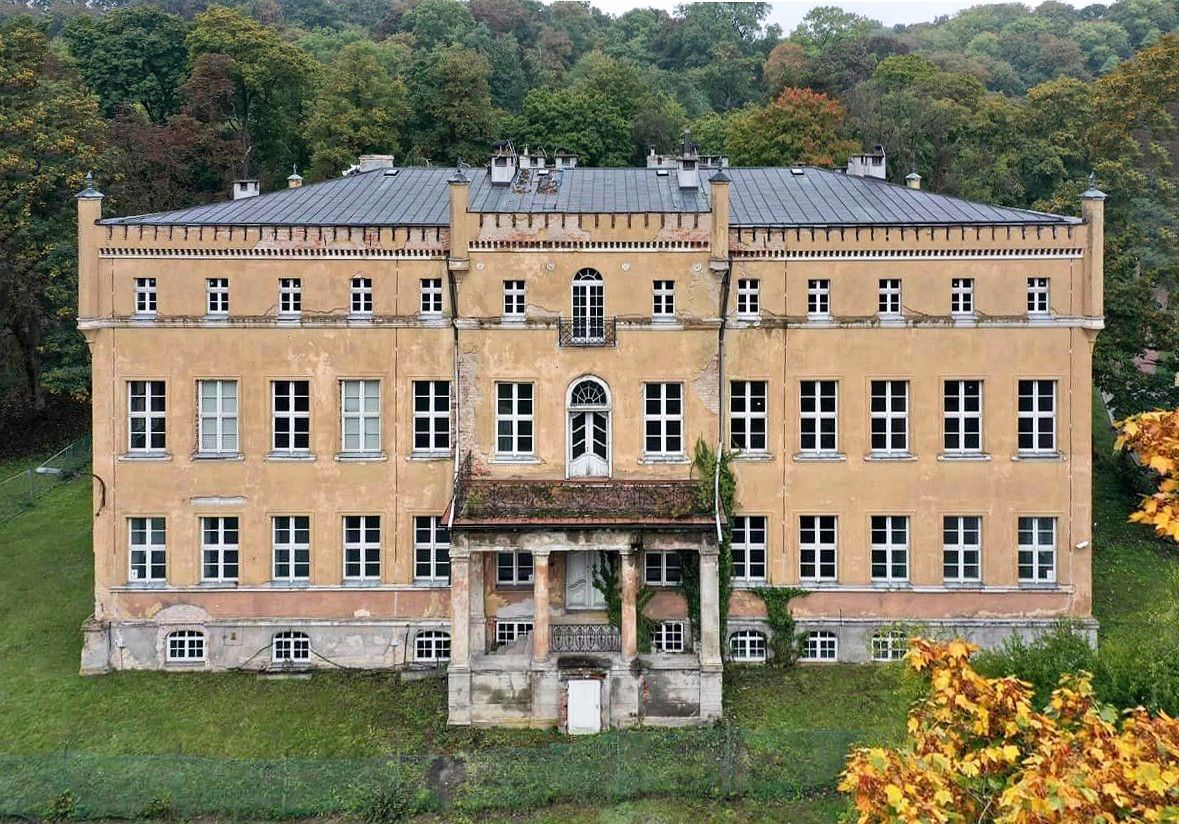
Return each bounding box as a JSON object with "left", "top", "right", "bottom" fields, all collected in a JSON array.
[
  {"left": 838, "top": 639, "right": 1179, "bottom": 823},
  {"left": 1116, "top": 409, "right": 1179, "bottom": 543}
]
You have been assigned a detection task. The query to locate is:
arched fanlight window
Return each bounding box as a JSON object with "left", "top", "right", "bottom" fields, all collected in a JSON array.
[{"left": 569, "top": 378, "right": 609, "bottom": 409}]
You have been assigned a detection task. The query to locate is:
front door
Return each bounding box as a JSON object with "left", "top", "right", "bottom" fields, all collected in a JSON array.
[
  {"left": 568, "top": 411, "right": 609, "bottom": 476},
  {"left": 567, "top": 678, "right": 602, "bottom": 734},
  {"left": 565, "top": 550, "right": 608, "bottom": 610}
]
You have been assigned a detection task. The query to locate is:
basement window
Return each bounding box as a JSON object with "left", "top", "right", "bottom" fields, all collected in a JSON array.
[
  {"left": 652, "top": 621, "right": 686, "bottom": 653},
  {"left": 415, "top": 630, "right": 451, "bottom": 662},
  {"left": 166, "top": 630, "right": 206, "bottom": 662},
  {"left": 728, "top": 630, "right": 767, "bottom": 663},
  {"left": 272, "top": 631, "right": 310, "bottom": 664}
]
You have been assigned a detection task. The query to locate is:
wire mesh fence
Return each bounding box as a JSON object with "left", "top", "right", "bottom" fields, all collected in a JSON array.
[
  {"left": 0, "top": 436, "right": 90, "bottom": 523},
  {"left": 0, "top": 726, "right": 862, "bottom": 819}
]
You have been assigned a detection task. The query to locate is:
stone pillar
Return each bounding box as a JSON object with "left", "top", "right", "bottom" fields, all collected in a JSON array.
[
  {"left": 532, "top": 550, "right": 550, "bottom": 663},
  {"left": 708, "top": 169, "right": 731, "bottom": 273},
  {"left": 1081, "top": 177, "right": 1106, "bottom": 319},
  {"left": 469, "top": 548, "right": 486, "bottom": 656},
  {"left": 620, "top": 547, "right": 638, "bottom": 658},
  {"left": 698, "top": 542, "right": 723, "bottom": 721},
  {"left": 75, "top": 173, "right": 104, "bottom": 321},
  {"left": 447, "top": 541, "right": 472, "bottom": 725},
  {"left": 447, "top": 168, "right": 471, "bottom": 272}
]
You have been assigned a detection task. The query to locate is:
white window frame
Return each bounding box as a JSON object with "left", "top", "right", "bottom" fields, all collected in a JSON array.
[
  {"left": 271, "top": 380, "right": 310, "bottom": 453},
  {"left": 652, "top": 279, "right": 675, "bottom": 320},
  {"left": 871, "top": 630, "right": 908, "bottom": 662},
  {"left": 729, "top": 380, "right": 767, "bottom": 453},
  {"left": 943, "top": 515, "right": 981, "bottom": 583},
  {"left": 1027, "top": 277, "right": 1050, "bottom": 315},
  {"left": 272, "top": 515, "right": 310, "bottom": 582},
  {"left": 503, "top": 279, "right": 525, "bottom": 319},
  {"left": 736, "top": 278, "right": 760, "bottom": 319},
  {"left": 166, "top": 630, "right": 205, "bottom": 662},
  {"left": 340, "top": 379, "right": 381, "bottom": 455},
  {"left": 495, "top": 620, "right": 533, "bottom": 646},
  {"left": 206, "top": 277, "right": 229, "bottom": 315},
  {"left": 1018, "top": 379, "right": 1056, "bottom": 454},
  {"left": 128, "top": 516, "right": 166, "bottom": 582},
  {"left": 128, "top": 380, "right": 166, "bottom": 454},
  {"left": 415, "top": 630, "right": 451, "bottom": 662},
  {"left": 731, "top": 515, "right": 767, "bottom": 583},
  {"left": 807, "top": 279, "right": 830, "bottom": 317},
  {"left": 420, "top": 277, "right": 443, "bottom": 316},
  {"left": 870, "top": 380, "right": 909, "bottom": 455},
  {"left": 878, "top": 278, "right": 901, "bottom": 317},
  {"left": 643, "top": 382, "right": 683, "bottom": 458},
  {"left": 412, "top": 380, "right": 451, "bottom": 454},
  {"left": 496, "top": 550, "right": 533, "bottom": 586},
  {"left": 951, "top": 277, "right": 974, "bottom": 316},
  {"left": 799, "top": 380, "right": 838, "bottom": 454},
  {"left": 652, "top": 620, "right": 686, "bottom": 653},
  {"left": 200, "top": 516, "right": 239, "bottom": 583},
  {"left": 799, "top": 515, "right": 837, "bottom": 582},
  {"left": 272, "top": 631, "right": 310, "bottom": 663},
  {"left": 350, "top": 277, "right": 373, "bottom": 316},
  {"left": 343, "top": 515, "right": 381, "bottom": 581},
  {"left": 943, "top": 380, "right": 982, "bottom": 455},
  {"left": 495, "top": 382, "right": 533, "bottom": 457},
  {"left": 801, "top": 630, "right": 838, "bottom": 662},
  {"left": 278, "top": 277, "right": 301, "bottom": 316},
  {"left": 870, "top": 515, "right": 909, "bottom": 583},
  {"left": 1018, "top": 516, "right": 1057, "bottom": 583},
  {"left": 198, "top": 379, "right": 238, "bottom": 456},
  {"left": 729, "top": 630, "right": 767, "bottom": 662},
  {"left": 413, "top": 515, "right": 450, "bottom": 583},
  {"left": 135, "top": 277, "right": 157, "bottom": 315},
  {"left": 644, "top": 550, "right": 682, "bottom": 586}
]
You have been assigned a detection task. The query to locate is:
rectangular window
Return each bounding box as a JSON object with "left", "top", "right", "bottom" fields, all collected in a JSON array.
[
  {"left": 496, "top": 620, "right": 533, "bottom": 646},
  {"left": 201, "top": 516, "right": 239, "bottom": 582},
  {"left": 272, "top": 380, "right": 310, "bottom": 452},
  {"left": 128, "top": 380, "right": 166, "bottom": 453},
  {"left": 414, "top": 515, "right": 450, "bottom": 582},
  {"left": 351, "top": 277, "right": 373, "bottom": 315},
  {"left": 644, "top": 382, "right": 683, "bottom": 457},
  {"left": 1018, "top": 380, "right": 1056, "bottom": 454},
  {"left": 496, "top": 382, "right": 533, "bottom": 456},
  {"left": 206, "top": 278, "right": 229, "bottom": 315},
  {"left": 420, "top": 278, "right": 443, "bottom": 315},
  {"left": 273, "top": 632, "right": 310, "bottom": 663},
  {"left": 736, "top": 278, "right": 760, "bottom": 318},
  {"left": 135, "top": 277, "right": 157, "bottom": 314},
  {"left": 644, "top": 550, "right": 682, "bottom": 586},
  {"left": 652, "top": 280, "right": 675, "bottom": 319},
  {"left": 1018, "top": 516, "right": 1056, "bottom": 583},
  {"left": 732, "top": 515, "right": 767, "bottom": 583},
  {"left": 801, "top": 631, "right": 838, "bottom": 662},
  {"left": 279, "top": 278, "right": 301, "bottom": 315},
  {"left": 870, "top": 380, "right": 909, "bottom": 454},
  {"left": 807, "top": 279, "right": 830, "bottom": 316},
  {"left": 730, "top": 380, "right": 767, "bottom": 452},
  {"left": 872, "top": 630, "right": 907, "bottom": 662},
  {"left": 167, "top": 631, "right": 205, "bottom": 662},
  {"left": 503, "top": 279, "right": 525, "bottom": 318},
  {"left": 415, "top": 631, "right": 450, "bottom": 662},
  {"left": 496, "top": 551, "right": 533, "bottom": 585},
  {"left": 273, "top": 515, "right": 310, "bottom": 581},
  {"left": 870, "top": 515, "right": 909, "bottom": 583},
  {"left": 413, "top": 380, "right": 450, "bottom": 453},
  {"left": 1027, "top": 277, "right": 1050, "bottom": 315},
  {"left": 652, "top": 621, "right": 685, "bottom": 653},
  {"left": 343, "top": 515, "right": 381, "bottom": 580},
  {"left": 341, "top": 379, "right": 381, "bottom": 454},
  {"left": 878, "top": 278, "right": 901, "bottom": 316},
  {"left": 944, "top": 516, "right": 981, "bottom": 583},
  {"left": 128, "top": 517, "right": 166, "bottom": 582},
  {"left": 943, "top": 380, "right": 982, "bottom": 454},
  {"left": 951, "top": 278, "right": 974, "bottom": 315},
  {"left": 799, "top": 380, "right": 838, "bottom": 453},
  {"left": 198, "top": 379, "right": 238, "bottom": 455},
  {"left": 799, "top": 515, "right": 837, "bottom": 581}
]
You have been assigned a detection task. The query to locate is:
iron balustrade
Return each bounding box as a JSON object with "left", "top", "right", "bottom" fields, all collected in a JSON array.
[
  {"left": 558, "top": 316, "right": 616, "bottom": 347},
  {"left": 551, "top": 623, "right": 621, "bottom": 653}
]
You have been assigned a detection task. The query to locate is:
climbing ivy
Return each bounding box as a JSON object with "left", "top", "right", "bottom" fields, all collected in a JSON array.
[
  {"left": 592, "top": 549, "right": 656, "bottom": 652},
  {"left": 681, "top": 439, "right": 735, "bottom": 645},
  {"left": 753, "top": 587, "right": 807, "bottom": 666}
]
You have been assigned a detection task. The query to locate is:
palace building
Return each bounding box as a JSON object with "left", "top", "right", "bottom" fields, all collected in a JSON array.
[{"left": 76, "top": 140, "right": 1104, "bottom": 731}]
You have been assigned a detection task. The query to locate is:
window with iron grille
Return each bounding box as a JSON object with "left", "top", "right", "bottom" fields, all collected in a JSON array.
[
  {"left": 800, "top": 380, "right": 838, "bottom": 453},
  {"left": 206, "top": 278, "right": 229, "bottom": 315},
  {"left": 807, "top": 279, "right": 830, "bottom": 316},
  {"left": 731, "top": 515, "right": 767, "bottom": 582},
  {"left": 652, "top": 280, "right": 675, "bottom": 319},
  {"left": 413, "top": 380, "right": 450, "bottom": 452},
  {"left": 201, "top": 516, "right": 239, "bottom": 582},
  {"left": 414, "top": 516, "right": 450, "bottom": 582},
  {"left": 871, "top": 630, "right": 907, "bottom": 661},
  {"left": 128, "top": 380, "right": 166, "bottom": 453},
  {"left": 272, "top": 515, "right": 310, "bottom": 581},
  {"left": 943, "top": 515, "right": 981, "bottom": 583},
  {"left": 729, "top": 630, "right": 766, "bottom": 662},
  {"left": 341, "top": 379, "right": 380, "bottom": 454},
  {"left": 652, "top": 621, "right": 685, "bottom": 653},
  {"left": 878, "top": 278, "right": 901, "bottom": 316},
  {"left": 496, "top": 551, "right": 533, "bottom": 585},
  {"left": 1027, "top": 277, "right": 1050, "bottom": 314},
  {"left": 1018, "top": 516, "right": 1056, "bottom": 583},
  {"left": 870, "top": 515, "right": 909, "bottom": 583},
  {"left": 736, "top": 279, "right": 760, "bottom": 318},
  {"left": 272, "top": 380, "right": 310, "bottom": 452},
  {"left": 343, "top": 515, "right": 380, "bottom": 581},
  {"left": 730, "top": 380, "right": 767, "bottom": 452},
  {"left": 351, "top": 277, "right": 372, "bottom": 315},
  {"left": 273, "top": 631, "right": 310, "bottom": 663},
  {"left": 279, "top": 278, "right": 301, "bottom": 315},
  {"left": 496, "top": 383, "right": 533, "bottom": 456},
  {"left": 801, "top": 631, "right": 838, "bottom": 661},
  {"left": 135, "top": 277, "right": 157, "bottom": 314},
  {"left": 799, "top": 515, "right": 837, "bottom": 581},
  {"left": 870, "top": 380, "right": 909, "bottom": 454},
  {"left": 943, "top": 379, "right": 982, "bottom": 454},
  {"left": 1017, "top": 380, "right": 1056, "bottom": 454},
  {"left": 644, "top": 383, "right": 683, "bottom": 457},
  {"left": 503, "top": 280, "right": 525, "bottom": 318},
  {"left": 198, "top": 379, "right": 238, "bottom": 455},
  {"left": 166, "top": 631, "right": 205, "bottom": 662},
  {"left": 496, "top": 621, "right": 533, "bottom": 646},
  {"left": 644, "top": 550, "right": 682, "bottom": 586},
  {"left": 129, "top": 517, "right": 165, "bottom": 582},
  {"left": 951, "top": 278, "right": 974, "bottom": 315},
  {"left": 415, "top": 630, "right": 450, "bottom": 661}
]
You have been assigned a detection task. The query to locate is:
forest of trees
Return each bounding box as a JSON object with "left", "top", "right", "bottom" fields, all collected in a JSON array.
[{"left": 1, "top": 0, "right": 1177, "bottom": 445}]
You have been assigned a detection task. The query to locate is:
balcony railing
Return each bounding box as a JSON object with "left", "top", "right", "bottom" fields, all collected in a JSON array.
[
  {"left": 552, "top": 623, "right": 621, "bottom": 653},
  {"left": 558, "top": 316, "right": 617, "bottom": 347}
]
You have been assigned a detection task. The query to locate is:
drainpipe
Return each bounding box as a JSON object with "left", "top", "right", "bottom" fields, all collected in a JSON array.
[
  {"left": 709, "top": 169, "right": 732, "bottom": 543},
  {"left": 446, "top": 166, "right": 471, "bottom": 529}
]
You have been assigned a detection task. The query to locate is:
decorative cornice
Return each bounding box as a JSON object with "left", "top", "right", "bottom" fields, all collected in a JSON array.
[
  {"left": 731, "top": 247, "right": 1084, "bottom": 261},
  {"left": 99, "top": 247, "right": 446, "bottom": 260},
  {"left": 468, "top": 239, "right": 708, "bottom": 252}
]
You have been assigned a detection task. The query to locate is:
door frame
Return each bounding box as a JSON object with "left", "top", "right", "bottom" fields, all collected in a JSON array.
[{"left": 566, "top": 376, "right": 612, "bottom": 478}]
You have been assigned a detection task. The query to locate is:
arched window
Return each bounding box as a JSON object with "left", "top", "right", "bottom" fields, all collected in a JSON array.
[
  {"left": 800, "top": 630, "right": 838, "bottom": 662},
  {"left": 728, "top": 630, "right": 767, "bottom": 663},
  {"left": 567, "top": 377, "right": 610, "bottom": 477},
  {"left": 272, "top": 631, "right": 311, "bottom": 663},
  {"left": 571, "top": 268, "right": 604, "bottom": 342},
  {"left": 415, "top": 630, "right": 451, "bottom": 662},
  {"left": 569, "top": 378, "right": 609, "bottom": 409},
  {"left": 871, "top": 629, "right": 908, "bottom": 662},
  {"left": 166, "top": 630, "right": 205, "bottom": 662}
]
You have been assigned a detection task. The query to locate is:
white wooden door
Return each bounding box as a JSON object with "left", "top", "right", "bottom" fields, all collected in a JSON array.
[
  {"left": 568, "top": 411, "right": 609, "bottom": 476},
  {"left": 567, "top": 678, "right": 602, "bottom": 734},
  {"left": 565, "top": 551, "right": 608, "bottom": 610}
]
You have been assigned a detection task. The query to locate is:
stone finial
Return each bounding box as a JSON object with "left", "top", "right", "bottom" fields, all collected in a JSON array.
[
  {"left": 448, "top": 161, "right": 469, "bottom": 184},
  {"left": 1082, "top": 170, "right": 1106, "bottom": 200},
  {"left": 75, "top": 171, "right": 104, "bottom": 199}
]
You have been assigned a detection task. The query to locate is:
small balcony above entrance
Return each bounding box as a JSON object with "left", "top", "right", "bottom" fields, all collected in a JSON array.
[{"left": 558, "top": 316, "right": 617, "bottom": 347}]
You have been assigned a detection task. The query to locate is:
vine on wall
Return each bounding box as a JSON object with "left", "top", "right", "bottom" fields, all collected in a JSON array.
[
  {"left": 593, "top": 549, "right": 656, "bottom": 652},
  {"left": 754, "top": 587, "right": 807, "bottom": 666},
  {"left": 681, "top": 439, "right": 735, "bottom": 645}
]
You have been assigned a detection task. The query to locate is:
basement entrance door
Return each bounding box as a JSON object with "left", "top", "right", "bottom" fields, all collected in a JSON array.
[{"left": 567, "top": 679, "right": 602, "bottom": 734}]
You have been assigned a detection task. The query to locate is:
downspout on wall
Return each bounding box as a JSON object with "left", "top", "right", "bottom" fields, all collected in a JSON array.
[
  {"left": 709, "top": 169, "right": 732, "bottom": 544},
  {"left": 445, "top": 168, "right": 472, "bottom": 529}
]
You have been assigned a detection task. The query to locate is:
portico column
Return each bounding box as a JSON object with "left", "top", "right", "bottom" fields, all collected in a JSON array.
[
  {"left": 620, "top": 546, "right": 638, "bottom": 658},
  {"left": 447, "top": 539, "right": 472, "bottom": 725},
  {"left": 532, "top": 550, "right": 550, "bottom": 663},
  {"left": 699, "top": 545, "right": 722, "bottom": 667},
  {"left": 469, "top": 547, "right": 486, "bottom": 656}
]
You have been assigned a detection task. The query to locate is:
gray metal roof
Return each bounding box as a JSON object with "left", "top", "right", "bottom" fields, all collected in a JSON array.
[{"left": 101, "top": 165, "right": 1077, "bottom": 228}]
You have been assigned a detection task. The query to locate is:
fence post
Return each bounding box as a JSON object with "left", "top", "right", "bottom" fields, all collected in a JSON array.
[{"left": 25, "top": 468, "right": 34, "bottom": 507}]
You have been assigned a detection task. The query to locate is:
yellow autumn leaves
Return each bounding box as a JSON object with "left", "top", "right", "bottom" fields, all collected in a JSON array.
[{"left": 1117, "top": 409, "right": 1179, "bottom": 543}]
